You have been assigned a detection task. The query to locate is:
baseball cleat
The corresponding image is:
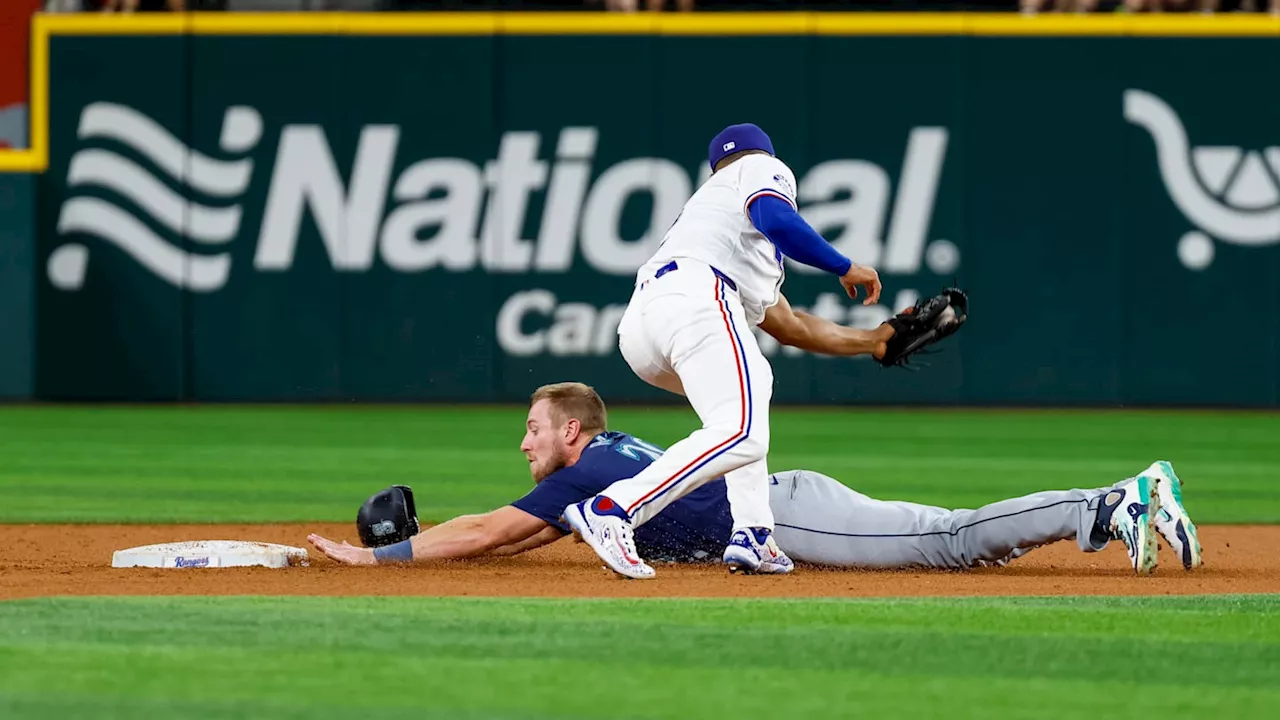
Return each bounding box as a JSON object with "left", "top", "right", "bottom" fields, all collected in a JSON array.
[
  {"left": 723, "top": 527, "right": 794, "bottom": 575},
  {"left": 1142, "top": 460, "right": 1203, "bottom": 570},
  {"left": 563, "top": 497, "right": 654, "bottom": 580},
  {"left": 1096, "top": 475, "right": 1160, "bottom": 575}
]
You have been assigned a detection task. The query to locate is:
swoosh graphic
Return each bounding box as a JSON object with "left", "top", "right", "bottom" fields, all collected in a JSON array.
[
  {"left": 68, "top": 149, "right": 242, "bottom": 244},
  {"left": 57, "top": 197, "right": 231, "bottom": 292},
  {"left": 1124, "top": 89, "right": 1280, "bottom": 245},
  {"left": 77, "top": 102, "right": 253, "bottom": 198}
]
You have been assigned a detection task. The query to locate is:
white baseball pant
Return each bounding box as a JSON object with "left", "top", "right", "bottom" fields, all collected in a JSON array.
[{"left": 603, "top": 258, "right": 775, "bottom": 531}]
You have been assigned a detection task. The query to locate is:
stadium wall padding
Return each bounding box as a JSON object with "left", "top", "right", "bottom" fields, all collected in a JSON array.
[
  {"left": 27, "top": 18, "right": 1280, "bottom": 405},
  {"left": 0, "top": 172, "right": 34, "bottom": 400}
]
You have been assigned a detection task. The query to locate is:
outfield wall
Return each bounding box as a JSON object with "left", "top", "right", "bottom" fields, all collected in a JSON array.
[
  {"left": 0, "top": 173, "right": 34, "bottom": 399},
  {"left": 8, "top": 14, "right": 1280, "bottom": 405}
]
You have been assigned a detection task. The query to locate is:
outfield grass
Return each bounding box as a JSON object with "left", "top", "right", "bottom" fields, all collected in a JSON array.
[
  {"left": 2, "top": 409, "right": 1277, "bottom": 719},
  {"left": 0, "top": 406, "right": 1276, "bottom": 524},
  {"left": 1, "top": 595, "right": 1277, "bottom": 719}
]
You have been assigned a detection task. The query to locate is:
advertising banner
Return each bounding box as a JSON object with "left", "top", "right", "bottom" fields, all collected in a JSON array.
[{"left": 30, "top": 16, "right": 1280, "bottom": 406}]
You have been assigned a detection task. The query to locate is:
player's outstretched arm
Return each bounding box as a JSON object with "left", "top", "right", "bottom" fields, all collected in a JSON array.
[
  {"left": 760, "top": 293, "right": 894, "bottom": 359},
  {"left": 488, "top": 526, "right": 565, "bottom": 556},
  {"left": 307, "top": 506, "right": 549, "bottom": 565},
  {"left": 747, "top": 195, "right": 882, "bottom": 305}
]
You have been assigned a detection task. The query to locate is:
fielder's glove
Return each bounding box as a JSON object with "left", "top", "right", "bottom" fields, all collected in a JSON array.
[{"left": 876, "top": 287, "right": 968, "bottom": 369}]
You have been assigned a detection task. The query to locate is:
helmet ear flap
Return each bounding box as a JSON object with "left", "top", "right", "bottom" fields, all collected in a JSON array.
[
  {"left": 356, "top": 485, "right": 420, "bottom": 547},
  {"left": 394, "top": 484, "right": 420, "bottom": 537}
]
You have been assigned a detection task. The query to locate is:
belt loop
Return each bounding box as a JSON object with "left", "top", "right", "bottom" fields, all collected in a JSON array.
[
  {"left": 711, "top": 267, "right": 738, "bottom": 292},
  {"left": 647, "top": 260, "right": 737, "bottom": 293}
]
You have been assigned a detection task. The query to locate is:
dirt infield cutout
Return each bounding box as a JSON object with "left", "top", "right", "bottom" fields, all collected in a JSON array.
[{"left": 2, "top": 524, "right": 1276, "bottom": 600}]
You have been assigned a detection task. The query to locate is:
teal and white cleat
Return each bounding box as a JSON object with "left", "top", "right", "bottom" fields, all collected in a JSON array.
[
  {"left": 1141, "top": 460, "right": 1203, "bottom": 570},
  {"left": 1097, "top": 475, "right": 1160, "bottom": 575}
]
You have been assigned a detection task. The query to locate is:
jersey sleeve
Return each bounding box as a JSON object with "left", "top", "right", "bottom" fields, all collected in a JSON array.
[
  {"left": 739, "top": 156, "right": 798, "bottom": 213},
  {"left": 509, "top": 466, "right": 595, "bottom": 534}
]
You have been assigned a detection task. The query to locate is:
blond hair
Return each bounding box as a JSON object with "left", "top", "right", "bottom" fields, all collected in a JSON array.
[{"left": 529, "top": 382, "right": 608, "bottom": 436}]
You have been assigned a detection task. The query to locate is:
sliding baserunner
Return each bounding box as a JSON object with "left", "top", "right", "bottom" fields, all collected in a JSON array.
[{"left": 309, "top": 383, "right": 1201, "bottom": 576}]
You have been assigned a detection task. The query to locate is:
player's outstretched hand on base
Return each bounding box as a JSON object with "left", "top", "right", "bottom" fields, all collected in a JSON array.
[
  {"left": 307, "top": 533, "right": 377, "bottom": 565},
  {"left": 840, "top": 264, "right": 882, "bottom": 306}
]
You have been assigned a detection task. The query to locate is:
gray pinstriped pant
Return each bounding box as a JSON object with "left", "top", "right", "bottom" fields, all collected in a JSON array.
[{"left": 768, "top": 470, "right": 1124, "bottom": 569}]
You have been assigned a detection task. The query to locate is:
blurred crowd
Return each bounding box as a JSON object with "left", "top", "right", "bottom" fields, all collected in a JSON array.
[
  {"left": 38, "top": 0, "right": 1280, "bottom": 14},
  {"left": 1020, "top": 0, "right": 1276, "bottom": 11}
]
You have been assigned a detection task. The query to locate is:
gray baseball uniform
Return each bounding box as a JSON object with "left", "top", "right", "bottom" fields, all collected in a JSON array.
[{"left": 767, "top": 469, "right": 1124, "bottom": 569}]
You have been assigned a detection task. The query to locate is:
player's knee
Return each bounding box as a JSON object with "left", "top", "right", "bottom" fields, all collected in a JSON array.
[
  {"left": 702, "top": 421, "right": 768, "bottom": 461},
  {"left": 735, "top": 433, "right": 769, "bottom": 463}
]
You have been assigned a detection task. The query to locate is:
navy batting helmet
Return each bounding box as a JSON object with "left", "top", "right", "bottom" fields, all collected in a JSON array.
[{"left": 356, "top": 485, "right": 420, "bottom": 548}]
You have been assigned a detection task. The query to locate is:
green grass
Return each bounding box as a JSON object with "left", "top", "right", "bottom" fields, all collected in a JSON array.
[
  {"left": 2, "top": 410, "right": 1276, "bottom": 719},
  {"left": 1, "top": 595, "right": 1278, "bottom": 719},
  {"left": 1, "top": 406, "right": 1278, "bottom": 523}
]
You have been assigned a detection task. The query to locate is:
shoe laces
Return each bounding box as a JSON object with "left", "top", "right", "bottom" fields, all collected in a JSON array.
[{"left": 616, "top": 519, "right": 639, "bottom": 554}]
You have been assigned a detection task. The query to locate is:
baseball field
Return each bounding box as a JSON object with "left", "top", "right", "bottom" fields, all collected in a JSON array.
[{"left": 2, "top": 405, "right": 1279, "bottom": 718}]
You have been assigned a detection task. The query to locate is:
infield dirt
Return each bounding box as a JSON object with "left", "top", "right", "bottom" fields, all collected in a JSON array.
[{"left": 2, "top": 524, "right": 1277, "bottom": 600}]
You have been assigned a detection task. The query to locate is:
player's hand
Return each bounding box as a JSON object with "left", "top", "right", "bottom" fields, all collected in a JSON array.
[
  {"left": 307, "top": 533, "right": 377, "bottom": 566},
  {"left": 840, "top": 264, "right": 882, "bottom": 306}
]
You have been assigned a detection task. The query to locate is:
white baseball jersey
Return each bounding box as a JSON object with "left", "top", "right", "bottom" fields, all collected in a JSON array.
[{"left": 641, "top": 154, "right": 799, "bottom": 326}]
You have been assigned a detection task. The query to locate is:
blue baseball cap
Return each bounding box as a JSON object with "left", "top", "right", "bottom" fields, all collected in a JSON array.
[{"left": 708, "top": 123, "right": 774, "bottom": 170}]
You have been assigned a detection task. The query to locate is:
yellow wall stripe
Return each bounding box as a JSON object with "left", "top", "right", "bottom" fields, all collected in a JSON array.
[{"left": 21, "top": 11, "right": 1280, "bottom": 38}]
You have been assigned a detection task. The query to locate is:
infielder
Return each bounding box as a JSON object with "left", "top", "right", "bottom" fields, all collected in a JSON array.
[
  {"left": 561, "top": 123, "right": 964, "bottom": 580},
  {"left": 308, "top": 383, "right": 1202, "bottom": 576}
]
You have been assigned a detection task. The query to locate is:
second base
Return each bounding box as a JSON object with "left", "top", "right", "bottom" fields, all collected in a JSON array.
[{"left": 111, "top": 540, "right": 309, "bottom": 569}]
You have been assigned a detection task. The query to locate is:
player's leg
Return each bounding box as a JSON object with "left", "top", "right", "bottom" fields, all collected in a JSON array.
[
  {"left": 564, "top": 265, "right": 774, "bottom": 577},
  {"left": 768, "top": 470, "right": 1144, "bottom": 570},
  {"left": 724, "top": 458, "right": 773, "bottom": 532},
  {"left": 609, "top": 278, "right": 774, "bottom": 527},
  {"left": 637, "top": 288, "right": 786, "bottom": 573},
  {"left": 722, "top": 458, "right": 794, "bottom": 574},
  {"left": 912, "top": 479, "right": 1151, "bottom": 570},
  {"left": 768, "top": 470, "right": 956, "bottom": 568},
  {"left": 624, "top": 292, "right": 784, "bottom": 541}
]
